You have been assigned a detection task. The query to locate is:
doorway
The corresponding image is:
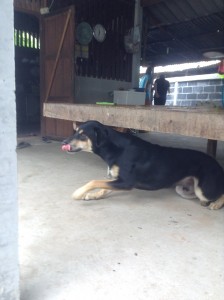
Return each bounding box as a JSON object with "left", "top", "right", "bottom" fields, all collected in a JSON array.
[{"left": 14, "top": 11, "right": 40, "bottom": 136}]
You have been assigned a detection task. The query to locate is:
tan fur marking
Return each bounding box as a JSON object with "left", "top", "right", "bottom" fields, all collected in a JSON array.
[
  {"left": 209, "top": 195, "right": 224, "bottom": 210},
  {"left": 72, "top": 180, "right": 116, "bottom": 200},
  {"left": 70, "top": 138, "right": 93, "bottom": 152}
]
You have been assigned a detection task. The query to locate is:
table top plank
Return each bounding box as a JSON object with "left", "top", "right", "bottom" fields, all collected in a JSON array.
[{"left": 43, "top": 103, "right": 224, "bottom": 141}]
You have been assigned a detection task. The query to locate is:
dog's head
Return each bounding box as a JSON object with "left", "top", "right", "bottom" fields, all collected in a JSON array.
[{"left": 62, "top": 120, "right": 109, "bottom": 153}]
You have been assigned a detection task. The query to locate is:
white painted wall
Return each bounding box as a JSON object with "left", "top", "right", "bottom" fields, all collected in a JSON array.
[{"left": 0, "top": 1, "right": 19, "bottom": 299}]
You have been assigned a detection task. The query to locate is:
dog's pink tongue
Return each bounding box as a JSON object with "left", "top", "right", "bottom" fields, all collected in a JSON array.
[{"left": 62, "top": 144, "right": 71, "bottom": 151}]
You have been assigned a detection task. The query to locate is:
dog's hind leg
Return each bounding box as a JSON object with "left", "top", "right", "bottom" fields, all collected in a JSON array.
[
  {"left": 193, "top": 178, "right": 211, "bottom": 207},
  {"left": 175, "top": 177, "right": 197, "bottom": 199},
  {"left": 209, "top": 195, "right": 224, "bottom": 210},
  {"left": 175, "top": 185, "right": 197, "bottom": 199},
  {"left": 72, "top": 180, "right": 113, "bottom": 200},
  {"left": 193, "top": 179, "right": 224, "bottom": 209}
]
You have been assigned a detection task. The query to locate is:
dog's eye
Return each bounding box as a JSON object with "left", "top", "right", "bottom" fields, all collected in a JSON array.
[{"left": 79, "top": 133, "right": 87, "bottom": 141}]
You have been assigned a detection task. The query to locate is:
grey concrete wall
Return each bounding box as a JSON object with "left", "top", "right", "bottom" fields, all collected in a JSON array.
[{"left": 0, "top": 1, "right": 19, "bottom": 299}]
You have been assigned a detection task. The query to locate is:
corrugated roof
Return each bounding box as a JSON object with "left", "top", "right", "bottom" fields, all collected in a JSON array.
[{"left": 141, "top": 0, "right": 224, "bottom": 65}]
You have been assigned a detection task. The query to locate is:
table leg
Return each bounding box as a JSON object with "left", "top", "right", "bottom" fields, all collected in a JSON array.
[{"left": 207, "top": 139, "right": 217, "bottom": 157}]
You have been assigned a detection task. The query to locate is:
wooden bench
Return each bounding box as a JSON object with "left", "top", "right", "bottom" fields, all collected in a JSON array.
[{"left": 43, "top": 103, "right": 224, "bottom": 157}]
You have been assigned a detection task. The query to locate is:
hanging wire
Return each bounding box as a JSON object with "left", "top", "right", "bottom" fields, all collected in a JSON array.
[{"left": 48, "top": 0, "right": 55, "bottom": 10}]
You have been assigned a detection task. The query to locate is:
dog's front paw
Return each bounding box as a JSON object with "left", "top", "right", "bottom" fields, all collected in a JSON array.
[
  {"left": 72, "top": 191, "right": 98, "bottom": 201},
  {"left": 72, "top": 188, "right": 86, "bottom": 200},
  {"left": 85, "top": 189, "right": 111, "bottom": 200},
  {"left": 72, "top": 189, "right": 99, "bottom": 200},
  {"left": 72, "top": 188, "right": 110, "bottom": 201},
  {"left": 84, "top": 192, "right": 98, "bottom": 200}
]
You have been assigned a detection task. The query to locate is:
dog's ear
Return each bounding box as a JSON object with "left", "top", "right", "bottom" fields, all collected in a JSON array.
[
  {"left": 73, "top": 122, "right": 77, "bottom": 131},
  {"left": 94, "top": 127, "right": 108, "bottom": 147},
  {"left": 73, "top": 122, "right": 81, "bottom": 133}
]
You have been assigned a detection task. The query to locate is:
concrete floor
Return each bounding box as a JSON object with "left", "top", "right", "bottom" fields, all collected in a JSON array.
[{"left": 18, "top": 132, "right": 224, "bottom": 300}]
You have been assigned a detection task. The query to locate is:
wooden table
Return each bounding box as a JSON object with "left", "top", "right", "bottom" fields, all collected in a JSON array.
[{"left": 43, "top": 103, "right": 224, "bottom": 156}]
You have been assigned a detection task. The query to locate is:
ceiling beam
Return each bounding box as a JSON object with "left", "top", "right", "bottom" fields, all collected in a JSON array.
[
  {"left": 141, "top": 0, "right": 167, "bottom": 7},
  {"left": 145, "top": 14, "right": 200, "bottom": 54},
  {"left": 149, "top": 29, "right": 224, "bottom": 46}
]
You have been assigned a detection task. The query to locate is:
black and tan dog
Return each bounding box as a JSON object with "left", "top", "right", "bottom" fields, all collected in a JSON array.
[{"left": 62, "top": 120, "right": 224, "bottom": 209}]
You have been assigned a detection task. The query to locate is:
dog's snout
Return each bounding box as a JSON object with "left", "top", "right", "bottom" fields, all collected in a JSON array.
[{"left": 62, "top": 140, "right": 68, "bottom": 145}]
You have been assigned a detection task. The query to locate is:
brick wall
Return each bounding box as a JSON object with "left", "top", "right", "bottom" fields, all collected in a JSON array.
[{"left": 166, "top": 77, "right": 224, "bottom": 107}]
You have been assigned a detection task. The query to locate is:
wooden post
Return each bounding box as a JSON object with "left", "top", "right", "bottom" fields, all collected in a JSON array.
[{"left": 207, "top": 139, "right": 217, "bottom": 157}]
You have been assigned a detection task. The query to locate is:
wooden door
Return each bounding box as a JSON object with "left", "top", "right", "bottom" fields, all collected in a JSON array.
[{"left": 40, "top": 6, "right": 75, "bottom": 139}]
